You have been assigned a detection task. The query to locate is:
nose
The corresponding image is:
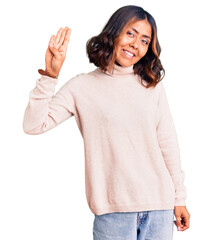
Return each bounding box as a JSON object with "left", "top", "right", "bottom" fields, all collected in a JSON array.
[{"left": 130, "top": 37, "right": 139, "bottom": 49}]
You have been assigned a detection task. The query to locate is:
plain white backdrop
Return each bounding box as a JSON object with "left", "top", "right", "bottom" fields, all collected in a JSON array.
[{"left": 0, "top": 0, "right": 211, "bottom": 239}]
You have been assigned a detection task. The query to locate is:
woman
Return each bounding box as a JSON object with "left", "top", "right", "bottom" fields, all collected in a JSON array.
[{"left": 23, "top": 5, "right": 190, "bottom": 239}]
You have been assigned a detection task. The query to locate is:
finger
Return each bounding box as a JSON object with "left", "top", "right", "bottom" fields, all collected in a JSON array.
[
  {"left": 49, "top": 45, "right": 62, "bottom": 59},
  {"left": 182, "top": 217, "right": 190, "bottom": 228},
  {"left": 175, "top": 217, "right": 183, "bottom": 231},
  {"left": 49, "top": 35, "right": 55, "bottom": 47},
  {"left": 58, "top": 26, "right": 69, "bottom": 46},
  {"left": 45, "top": 46, "right": 53, "bottom": 70},
  {"left": 55, "top": 28, "right": 63, "bottom": 44},
  {"left": 174, "top": 217, "right": 190, "bottom": 231},
  {"left": 63, "top": 28, "right": 71, "bottom": 51},
  {"left": 180, "top": 226, "right": 189, "bottom": 231},
  {"left": 174, "top": 221, "right": 181, "bottom": 231},
  {"left": 180, "top": 221, "right": 189, "bottom": 231}
]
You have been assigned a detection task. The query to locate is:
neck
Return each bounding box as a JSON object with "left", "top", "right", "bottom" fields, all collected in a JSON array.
[{"left": 105, "top": 63, "right": 134, "bottom": 77}]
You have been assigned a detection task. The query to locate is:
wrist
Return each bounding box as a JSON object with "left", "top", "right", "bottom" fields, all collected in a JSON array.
[{"left": 38, "top": 69, "right": 58, "bottom": 79}]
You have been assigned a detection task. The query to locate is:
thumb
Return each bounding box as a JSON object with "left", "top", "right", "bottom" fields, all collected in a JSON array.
[
  {"left": 49, "top": 44, "right": 61, "bottom": 59},
  {"left": 174, "top": 218, "right": 183, "bottom": 231}
]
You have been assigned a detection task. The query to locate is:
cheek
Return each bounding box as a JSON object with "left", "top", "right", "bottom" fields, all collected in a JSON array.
[
  {"left": 138, "top": 46, "right": 149, "bottom": 58},
  {"left": 117, "top": 36, "right": 131, "bottom": 47}
]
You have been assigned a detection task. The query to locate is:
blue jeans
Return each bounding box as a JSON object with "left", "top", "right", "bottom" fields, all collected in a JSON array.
[{"left": 93, "top": 209, "right": 174, "bottom": 240}]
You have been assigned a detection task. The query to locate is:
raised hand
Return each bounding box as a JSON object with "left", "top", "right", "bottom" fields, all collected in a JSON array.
[{"left": 38, "top": 26, "right": 71, "bottom": 78}]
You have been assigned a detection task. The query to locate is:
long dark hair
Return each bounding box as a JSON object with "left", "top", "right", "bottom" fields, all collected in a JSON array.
[{"left": 86, "top": 5, "right": 165, "bottom": 88}]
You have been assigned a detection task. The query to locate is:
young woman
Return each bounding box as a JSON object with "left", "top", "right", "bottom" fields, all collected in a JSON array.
[{"left": 23, "top": 5, "right": 190, "bottom": 239}]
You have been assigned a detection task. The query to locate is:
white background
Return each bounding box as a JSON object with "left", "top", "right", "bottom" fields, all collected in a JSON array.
[{"left": 0, "top": 0, "right": 211, "bottom": 239}]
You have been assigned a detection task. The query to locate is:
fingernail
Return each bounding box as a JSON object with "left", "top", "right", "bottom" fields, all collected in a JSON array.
[
  {"left": 50, "top": 44, "right": 53, "bottom": 47},
  {"left": 177, "top": 227, "right": 181, "bottom": 231}
]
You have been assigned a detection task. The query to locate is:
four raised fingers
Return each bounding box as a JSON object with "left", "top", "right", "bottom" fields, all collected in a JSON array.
[{"left": 49, "top": 27, "right": 71, "bottom": 50}]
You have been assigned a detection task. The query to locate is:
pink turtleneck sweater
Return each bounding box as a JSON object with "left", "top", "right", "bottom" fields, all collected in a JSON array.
[{"left": 23, "top": 64, "right": 187, "bottom": 215}]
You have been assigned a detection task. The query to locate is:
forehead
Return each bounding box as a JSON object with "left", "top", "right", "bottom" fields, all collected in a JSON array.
[{"left": 129, "top": 19, "right": 152, "bottom": 36}]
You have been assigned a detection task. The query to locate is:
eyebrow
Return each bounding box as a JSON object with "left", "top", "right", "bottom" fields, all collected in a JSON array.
[{"left": 130, "top": 27, "right": 152, "bottom": 40}]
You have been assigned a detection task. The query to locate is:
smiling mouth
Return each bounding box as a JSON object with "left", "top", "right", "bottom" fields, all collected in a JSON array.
[{"left": 122, "top": 49, "right": 136, "bottom": 58}]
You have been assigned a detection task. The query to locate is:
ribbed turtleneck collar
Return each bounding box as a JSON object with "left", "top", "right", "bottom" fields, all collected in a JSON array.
[{"left": 104, "top": 63, "right": 134, "bottom": 77}]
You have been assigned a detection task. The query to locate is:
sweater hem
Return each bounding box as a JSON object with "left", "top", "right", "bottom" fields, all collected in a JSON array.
[{"left": 90, "top": 203, "right": 175, "bottom": 216}]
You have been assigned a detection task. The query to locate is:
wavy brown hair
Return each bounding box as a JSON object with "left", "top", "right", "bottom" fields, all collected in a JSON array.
[{"left": 86, "top": 5, "right": 165, "bottom": 88}]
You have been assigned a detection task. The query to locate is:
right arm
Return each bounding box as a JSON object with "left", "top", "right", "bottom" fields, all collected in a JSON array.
[{"left": 23, "top": 26, "right": 74, "bottom": 134}]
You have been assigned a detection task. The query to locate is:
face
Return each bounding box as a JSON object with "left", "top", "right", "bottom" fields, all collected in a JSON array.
[{"left": 114, "top": 19, "right": 152, "bottom": 67}]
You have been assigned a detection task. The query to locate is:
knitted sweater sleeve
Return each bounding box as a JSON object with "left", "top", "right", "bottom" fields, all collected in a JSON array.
[
  {"left": 23, "top": 75, "right": 77, "bottom": 135},
  {"left": 156, "top": 82, "right": 187, "bottom": 206}
]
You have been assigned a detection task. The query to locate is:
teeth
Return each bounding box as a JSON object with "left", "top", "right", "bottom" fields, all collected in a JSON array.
[{"left": 123, "top": 50, "right": 134, "bottom": 57}]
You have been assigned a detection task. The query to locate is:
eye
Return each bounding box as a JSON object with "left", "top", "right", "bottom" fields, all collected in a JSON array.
[
  {"left": 141, "top": 39, "right": 148, "bottom": 45},
  {"left": 127, "top": 31, "right": 134, "bottom": 37}
]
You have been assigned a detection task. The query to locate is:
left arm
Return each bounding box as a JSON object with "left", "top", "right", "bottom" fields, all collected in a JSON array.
[
  {"left": 156, "top": 82, "right": 186, "bottom": 206},
  {"left": 156, "top": 82, "right": 190, "bottom": 231}
]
